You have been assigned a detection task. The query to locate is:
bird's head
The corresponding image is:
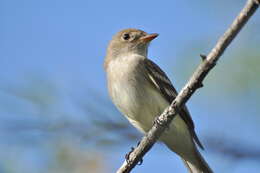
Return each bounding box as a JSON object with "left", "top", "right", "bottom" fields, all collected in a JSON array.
[{"left": 106, "top": 28, "right": 158, "bottom": 61}]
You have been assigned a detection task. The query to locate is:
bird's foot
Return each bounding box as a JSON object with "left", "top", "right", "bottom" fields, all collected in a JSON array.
[
  {"left": 125, "top": 144, "right": 143, "bottom": 165},
  {"left": 125, "top": 147, "right": 134, "bottom": 164},
  {"left": 136, "top": 141, "right": 143, "bottom": 165}
]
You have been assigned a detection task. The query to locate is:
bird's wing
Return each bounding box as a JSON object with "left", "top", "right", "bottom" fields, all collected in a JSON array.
[{"left": 144, "top": 59, "right": 204, "bottom": 149}]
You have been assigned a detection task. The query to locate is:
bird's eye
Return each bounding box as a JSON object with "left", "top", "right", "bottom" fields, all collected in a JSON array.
[{"left": 122, "top": 33, "right": 130, "bottom": 40}]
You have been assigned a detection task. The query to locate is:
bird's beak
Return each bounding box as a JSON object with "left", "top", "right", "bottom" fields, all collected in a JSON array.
[{"left": 140, "top": 33, "right": 159, "bottom": 43}]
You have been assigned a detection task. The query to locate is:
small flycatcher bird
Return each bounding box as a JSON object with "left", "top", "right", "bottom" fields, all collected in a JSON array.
[{"left": 104, "top": 28, "right": 213, "bottom": 173}]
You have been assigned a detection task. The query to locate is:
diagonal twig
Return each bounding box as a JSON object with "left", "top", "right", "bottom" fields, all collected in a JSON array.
[{"left": 116, "top": 0, "right": 260, "bottom": 172}]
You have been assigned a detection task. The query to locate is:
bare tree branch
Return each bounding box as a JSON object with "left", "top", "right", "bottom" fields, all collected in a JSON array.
[{"left": 116, "top": 0, "right": 260, "bottom": 172}]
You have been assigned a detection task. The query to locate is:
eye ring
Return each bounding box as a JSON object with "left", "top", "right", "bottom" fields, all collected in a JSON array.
[{"left": 122, "top": 33, "right": 130, "bottom": 40}]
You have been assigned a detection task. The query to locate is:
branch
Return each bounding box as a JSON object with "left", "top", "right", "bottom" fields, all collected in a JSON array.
[{"left": 117, "top": 0, "right": 260, "bottom": 172}]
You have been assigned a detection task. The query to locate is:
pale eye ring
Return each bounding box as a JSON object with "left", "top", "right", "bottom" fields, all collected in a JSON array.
[{"left": 122, "top": 33, "right": 130, "bottom": 40}]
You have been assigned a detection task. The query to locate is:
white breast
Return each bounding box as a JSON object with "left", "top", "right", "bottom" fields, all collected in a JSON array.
[
  {"left": 106, "top": 54, "right": 195, "bottom": 159},
  {"left": 106, "top": 54, "right": 169, "bottom": 132}
]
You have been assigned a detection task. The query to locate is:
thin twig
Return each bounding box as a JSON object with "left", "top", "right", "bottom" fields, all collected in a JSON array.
[{"left": 116, "top": 0, "right": 260, "bottom": 172}]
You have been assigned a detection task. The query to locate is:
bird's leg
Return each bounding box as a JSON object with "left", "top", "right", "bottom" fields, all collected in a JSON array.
[
  {"left": 136, "top": 141, "right": 143, "bottom": 165},
  {"left": 125, "top": 147, "right": 135, "bottom": 164},
  {"left": 125, "top": 142, "right": 144, "bottom": 165}
]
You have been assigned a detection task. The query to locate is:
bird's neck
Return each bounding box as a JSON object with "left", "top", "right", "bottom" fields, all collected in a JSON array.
[{"left": 104, "top": 51, "right": 147, "bottom": 70}]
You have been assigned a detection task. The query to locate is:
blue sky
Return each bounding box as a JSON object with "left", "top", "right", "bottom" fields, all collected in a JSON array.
[{"left": 1, "top": 0, "right": 260, "bottom": 173}]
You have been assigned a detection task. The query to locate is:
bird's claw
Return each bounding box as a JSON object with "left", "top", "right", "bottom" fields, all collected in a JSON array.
[
  {"left": 125, "top": 143, "right": 144, "bottom": 165},
  {"left": 125, "top": 147, "right": 135, "bottom": 164},
  {"left": 138, "top": 158, "right": 143, "bottom": 165}
]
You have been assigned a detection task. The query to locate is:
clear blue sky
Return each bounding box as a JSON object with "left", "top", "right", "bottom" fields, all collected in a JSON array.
[{"left": 1, "top": 0, "right": 260, "bottom": 173}]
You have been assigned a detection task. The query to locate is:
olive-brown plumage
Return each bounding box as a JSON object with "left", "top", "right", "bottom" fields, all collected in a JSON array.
[{"left": 104, "top": 28, "right": 213, "bottom": 173}]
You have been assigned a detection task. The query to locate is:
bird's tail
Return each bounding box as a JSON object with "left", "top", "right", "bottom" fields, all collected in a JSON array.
[{"left": 181, "top": 147, "right": 213, "bottom": 173}]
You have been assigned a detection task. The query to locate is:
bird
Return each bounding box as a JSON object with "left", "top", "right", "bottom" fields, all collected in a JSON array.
[{"left": 104, "top": 28, "right": 213, "bottom": 173}]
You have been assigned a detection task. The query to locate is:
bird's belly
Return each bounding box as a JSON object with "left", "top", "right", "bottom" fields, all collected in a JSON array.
[
  {"left": 128, "top": 90, "right": 169, "bottom": 133},
  {"left": 110, "top": 79, "right": 169, "bottom": 133},
  {"left": 110, "top": 78, "right": 194, "bottom": 160},
  {"left": 110, "top": 79, "right": 193, "bottom": 152}
]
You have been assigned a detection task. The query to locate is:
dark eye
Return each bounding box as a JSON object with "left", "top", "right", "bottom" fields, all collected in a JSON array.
[{"left": 122, "top": 33, "right": 130, "bottom": 40}]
